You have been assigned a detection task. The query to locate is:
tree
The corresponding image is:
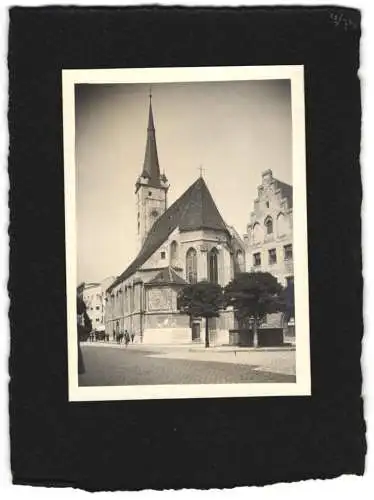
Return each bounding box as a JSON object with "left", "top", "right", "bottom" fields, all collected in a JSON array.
[
  {"left": 76, "top": 295, "right": 91, "bottom": 375},
  {"left": 178, "top": 281, "right": 224, "bottom": 348},
  {"left": 77, "top": 295, "right": 92, "bottom": 341},
  {"left": 224, "top": 272, "right": 285, "bottom": 347}
]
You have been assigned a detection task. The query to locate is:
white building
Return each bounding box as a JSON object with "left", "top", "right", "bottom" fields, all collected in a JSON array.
[
  {"left": 244, "top": 169, "right": 294, "bottom": 335},
  {"left": 244, "top": 169, "right": 293, "bottom": 288},
  {"left": 78, "top": 276, "right": 116, "bottom": 331}
]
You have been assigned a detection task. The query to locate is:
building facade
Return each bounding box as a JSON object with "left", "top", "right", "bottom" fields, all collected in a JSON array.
[
  {"left": 244, "top": 169, "right": 294, "bottom": 332},
  {"left": 104, "top": 95, "right": 246, "bottom": 345},
  {"left": 78, "top": 277, "right": 116, "bottom": 332}
]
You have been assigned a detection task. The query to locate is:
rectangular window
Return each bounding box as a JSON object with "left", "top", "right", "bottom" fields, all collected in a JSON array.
[
  {"left": 161, "top": 251, "right": 166, "bottom": 259},
  {"left": 284, "top": 244, "right": 293, "bottom": 260},
  {"left": 253, "top": 252, "right": 261, "bottom": 267},
  {"left": 268, "top": 248, "right": 277, "bottom": 265}
]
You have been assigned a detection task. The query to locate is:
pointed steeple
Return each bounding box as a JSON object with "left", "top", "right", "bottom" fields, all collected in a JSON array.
[{"left": 140, "top": 91, "right": 162, "bottom": 187}]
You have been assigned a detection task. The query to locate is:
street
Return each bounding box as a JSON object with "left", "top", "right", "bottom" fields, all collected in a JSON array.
[{"left": 78, "top": 343, "right": 296, "bottom": 386}]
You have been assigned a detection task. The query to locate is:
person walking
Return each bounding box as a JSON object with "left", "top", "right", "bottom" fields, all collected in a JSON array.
[
  {"left": 124, "top": 330, "right": 130, "bottom": 348},
  {"left": 131, "top": 331, "right": 135, "bottom": 344},
  {"left": 115, "top": 320, "right": 120, "bottom": 344}
]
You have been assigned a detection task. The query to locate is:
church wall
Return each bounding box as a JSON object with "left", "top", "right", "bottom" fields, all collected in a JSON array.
[
  {"left": 179, "top": 229, "right": 232, "bottom": 285},
  {"left": 140, "top": 227, "right": 182, "bottom": 272},
  {"left": 145, "top": 312, "right": 190, "bottom": 330},
  {"left": 138, "top": 226, "right": 235, "bottom": 288},
  {"left": 140, "top": 239, "right": 171, "bottom": 271},
  {"left": 104, "top": 274, "right": 144, "bottom": 335},
  {"left": 146, "top": 286, "right": 174, "bottom": 313}
]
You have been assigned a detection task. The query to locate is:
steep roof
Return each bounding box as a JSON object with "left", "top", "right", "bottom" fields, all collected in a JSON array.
[
  {"left": 140, "top": 97, "right": 162, "bottom": 188},
  {"left": 146, "top": 267, "right": 188, "bottom": 286},
  {"left": 274, "top": 178, "right": 293, "bottom": 209},
  {"left": 107, "top": 176, "right": 229, "bottom": 292}
]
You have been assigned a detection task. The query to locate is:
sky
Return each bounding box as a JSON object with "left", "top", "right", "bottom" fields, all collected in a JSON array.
[{"left": 75, "top": 79, "right": 292, "bottom": 284}]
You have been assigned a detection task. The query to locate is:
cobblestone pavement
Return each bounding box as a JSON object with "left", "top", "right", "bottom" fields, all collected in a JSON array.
[
  {"left": 79, "top": 344, "right": 296, "bottom": 386},
  {"left": 147, "top": 348, "right": 296, "bottom": 376}
]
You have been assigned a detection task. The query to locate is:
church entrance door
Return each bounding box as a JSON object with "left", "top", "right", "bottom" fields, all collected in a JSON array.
[{"left": 191, "top": 322, "right": 201, "bottom": 342}]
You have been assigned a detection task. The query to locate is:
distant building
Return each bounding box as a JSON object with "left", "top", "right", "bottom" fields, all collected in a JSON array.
[{"left": 79, "top": 277, "right": 116, "bottom": 331}]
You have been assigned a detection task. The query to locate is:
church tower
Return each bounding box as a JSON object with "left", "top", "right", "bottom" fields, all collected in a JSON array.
[{"left": 135, "top": 92, "right": 169, "bottom": 249}]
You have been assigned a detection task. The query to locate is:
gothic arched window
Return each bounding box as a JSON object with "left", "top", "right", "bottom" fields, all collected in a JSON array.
[
  {"left": 186, "top": 248, "right": 197, "bottom": 284},
  {"left": 170, "top": 241, "right": 178, "bottom": 267},
  {"left": 252, "top": 223, "right": 263, "bottom": 244},
  {"left": 265, "top": 216, "right": 273, "bottom": 235},
  {"left": 208, "top": 248, "right": 219, "bottom": 284}
]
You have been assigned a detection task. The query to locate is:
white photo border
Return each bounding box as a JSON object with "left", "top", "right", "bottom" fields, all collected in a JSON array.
[{"left": 62, "top": 65, "right": 311, "bottom": 402}]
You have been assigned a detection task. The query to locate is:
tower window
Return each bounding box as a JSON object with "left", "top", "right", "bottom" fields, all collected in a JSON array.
[
  {"left": 266, "top": 201, "right": 270, "bottom": 208},
  {"left": 161, "top": 251, "right": 166, "bottom": 259},
  {"left": 148, "top": 191, "right": 152, "bottom": 196},
  {"left": 268, "top": 248, "right": 277, "bottom": 265}
]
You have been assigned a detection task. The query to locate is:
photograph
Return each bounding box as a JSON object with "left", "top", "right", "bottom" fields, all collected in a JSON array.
[{"left": 63, "top": 66, "right": 310, "bottom": 401}]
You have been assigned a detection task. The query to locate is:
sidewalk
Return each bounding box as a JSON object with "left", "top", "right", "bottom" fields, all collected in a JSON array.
[
  {"left": 146, "top": 347, "right": 296, "bottom": 376},
  {"left": 82, "top": 340, "right": 295, "bottom": 352},
  {"left": 188, "top": 345, "right": 295, "bottom": 353},
  {"left": 81, "top": 341, "right": 296, "bottom": 376}
]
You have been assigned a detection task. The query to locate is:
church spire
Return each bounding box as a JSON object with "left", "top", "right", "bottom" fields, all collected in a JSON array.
[{"left": 140, "top": 91, "right": 162, "bottom": 187}]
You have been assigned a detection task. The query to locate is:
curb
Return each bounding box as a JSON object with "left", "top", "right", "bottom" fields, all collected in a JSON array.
[{"left": 188, "top": 348, "right": 296, "bottom": 353}]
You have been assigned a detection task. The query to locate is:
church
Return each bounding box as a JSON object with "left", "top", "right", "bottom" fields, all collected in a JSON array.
[{"left": 104, "top": 95, "right": 247, "bottom": 345}]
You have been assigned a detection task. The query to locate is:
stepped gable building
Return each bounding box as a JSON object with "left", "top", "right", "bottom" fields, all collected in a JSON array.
[
  {"left": 244, "top": 169, "right": 294, "bottom": 331},
  {"left": 105, "top": 94, "right": 246, "bottom": 345}
]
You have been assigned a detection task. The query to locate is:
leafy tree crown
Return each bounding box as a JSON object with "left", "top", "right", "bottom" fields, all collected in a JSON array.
[
  {"left": 178, "top": 281, "right": 224, "bottom": 318},
  {"left": 224, "top": 272, "right": 286, "bottom": 322}
]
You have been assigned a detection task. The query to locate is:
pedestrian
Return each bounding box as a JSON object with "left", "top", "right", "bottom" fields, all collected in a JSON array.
[
  {"left": 115, "top": 320, "right": 120, "bottom": 344},
  {"left": 124, "top": 330, "right": 130, "bottom": 347},
  {"left": 131, "top": 332, "right": 135, "bottom": 344}
]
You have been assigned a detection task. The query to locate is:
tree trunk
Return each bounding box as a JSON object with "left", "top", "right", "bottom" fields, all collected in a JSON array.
[
  {"left": 253, "top": 319, "right": 259, "bottom": 348},
  {"left": 205, "top": 317, "right": 210, "bottom": 348}
]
